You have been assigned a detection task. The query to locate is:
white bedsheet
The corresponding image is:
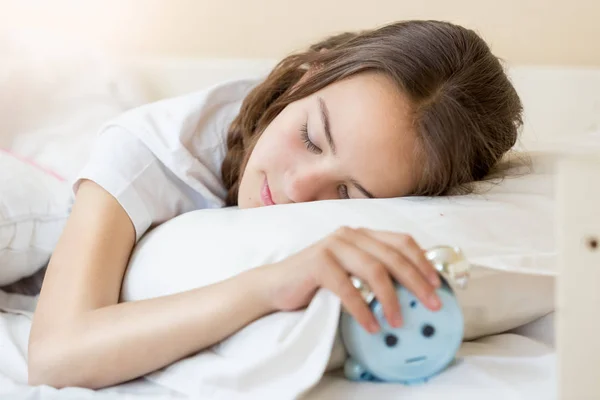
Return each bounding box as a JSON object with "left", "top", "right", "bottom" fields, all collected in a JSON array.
[{"left": 0, "top": 290, "right": 556, "bottom": 400}]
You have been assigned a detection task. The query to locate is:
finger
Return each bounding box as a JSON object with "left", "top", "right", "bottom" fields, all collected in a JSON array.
[
  {"left": 328, "top": 232, "right": 403, "bottom": 328},
  {"left": 365, "top": 230, "right": 441, "bottom": 287},
  {"left": 353, "top": 229, "right": 441, "bottom": 311},
  {"left": 316, "top": 246, "right": 381, "bottom": 333}
]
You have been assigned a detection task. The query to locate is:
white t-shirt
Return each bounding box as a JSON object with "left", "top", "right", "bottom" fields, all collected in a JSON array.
[{"left": 73, "top": 78, "right": 260, "bottom": 241}]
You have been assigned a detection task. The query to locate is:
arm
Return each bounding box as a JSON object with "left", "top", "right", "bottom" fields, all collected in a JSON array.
[{"left": 28, "top": 180, "right": 274, "bottom": 389}]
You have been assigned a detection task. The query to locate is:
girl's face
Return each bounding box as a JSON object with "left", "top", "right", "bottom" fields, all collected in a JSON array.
[{"left": 237, "top": 72, "right": 420, "bottom": 209}]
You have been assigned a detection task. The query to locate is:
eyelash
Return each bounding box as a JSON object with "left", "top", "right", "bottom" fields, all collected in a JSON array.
[
  {"left": 300, "top": 122, "right": 322, "bottom": 154},
  {"left": 300, "top": 122, "right": 350, "bottom": 200},
  {"left": 338, "top": 185, "right": 350, "bottom": 199}
]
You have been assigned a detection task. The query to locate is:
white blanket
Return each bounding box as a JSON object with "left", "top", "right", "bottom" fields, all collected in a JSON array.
[
  {"left": 142, "top": 289, "right": 342, "bottom": 399},
  {"left": 0, "top": 289, "right": 556, "bottom": 399}
]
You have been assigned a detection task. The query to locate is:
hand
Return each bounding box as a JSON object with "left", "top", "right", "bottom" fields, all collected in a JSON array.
[{"left": 258, "top": 226, "right": 442, "bottom": 333}]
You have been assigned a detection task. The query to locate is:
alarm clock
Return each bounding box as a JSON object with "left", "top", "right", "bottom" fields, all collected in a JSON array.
[{"left": 339, "top": 245, "right": 470, "bottom": 385}]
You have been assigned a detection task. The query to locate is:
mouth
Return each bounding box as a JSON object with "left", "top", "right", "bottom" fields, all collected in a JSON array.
[
  {"left": 405, "top": 356, "right": 427, "bottom": 364},
  {"left": 260, "top": 176, "right": 276, "bottom": 206}
]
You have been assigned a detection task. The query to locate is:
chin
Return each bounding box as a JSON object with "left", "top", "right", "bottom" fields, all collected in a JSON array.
[{"left": 236, "top": 195, "right": 257, "bottom": 210}]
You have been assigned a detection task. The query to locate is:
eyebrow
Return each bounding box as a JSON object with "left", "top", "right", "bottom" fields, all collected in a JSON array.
[
  {"left": 351, "top": 179, "right": 375, "bottom": 199},
  {"left": 318, "top": 97, "right": 336, "bottom": 155},
  {"left": 318, "top": 96, "right": 375, "bottom": 199}
]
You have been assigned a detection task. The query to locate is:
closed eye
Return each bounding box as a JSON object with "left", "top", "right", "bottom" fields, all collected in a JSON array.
[
  {"left": 338, "top": 185, "right": 350, "bottom": 199},
  {"left": 300, "top": 122, "right": 322, "bottom": 154},
  {"left": 300, "top": 117, "right": 352, "bottom": 201}
]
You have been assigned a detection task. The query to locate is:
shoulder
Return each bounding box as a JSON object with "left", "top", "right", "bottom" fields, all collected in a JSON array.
[{"left": 86, "top": 77, "right": 263, "bottom": 208}]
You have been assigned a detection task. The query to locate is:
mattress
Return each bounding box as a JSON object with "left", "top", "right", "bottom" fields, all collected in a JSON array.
[{"left": 0, "top": 289, "right": 555, "bottom": 400}]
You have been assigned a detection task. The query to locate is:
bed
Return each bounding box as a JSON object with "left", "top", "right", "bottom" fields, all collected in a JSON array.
[{"left": 1, "top": 35, "right": 600, "bottom": 399}]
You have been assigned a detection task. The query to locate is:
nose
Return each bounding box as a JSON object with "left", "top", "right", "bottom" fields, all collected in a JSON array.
[{"left": 283, "top": 166, "right": 336, "bottom": 203}]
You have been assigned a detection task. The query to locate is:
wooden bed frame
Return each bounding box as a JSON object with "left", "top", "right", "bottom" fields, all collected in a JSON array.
[{"left": 557, "top": 153, "right": 600, "bottom": 399}]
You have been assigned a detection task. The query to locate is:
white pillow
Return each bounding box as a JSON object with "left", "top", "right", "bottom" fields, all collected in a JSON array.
[
  {"left": 0, "top": 150, "right": 71, "bottom": 286},
  {"left": 122, "top": 150, "right": 557, "bottom": 340}
]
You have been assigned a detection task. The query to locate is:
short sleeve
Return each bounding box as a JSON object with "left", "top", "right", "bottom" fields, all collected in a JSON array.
[{"left": 73, "top": 127, "right": 199, "bottom": 241}]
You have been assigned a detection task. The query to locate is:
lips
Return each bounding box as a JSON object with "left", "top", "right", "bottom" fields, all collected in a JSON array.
[{"left": 261, "top": 176, "right": 276, "bottom": 206}]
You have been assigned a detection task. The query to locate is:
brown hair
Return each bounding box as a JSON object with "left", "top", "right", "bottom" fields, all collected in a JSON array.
[{"left": 221, "top": 20, "right": 523, "bottom": 206}]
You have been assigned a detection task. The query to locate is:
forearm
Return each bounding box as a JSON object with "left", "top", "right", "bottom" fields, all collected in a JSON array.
[{"left": 28, "top": 267, "right": 273, "bottom": 389}]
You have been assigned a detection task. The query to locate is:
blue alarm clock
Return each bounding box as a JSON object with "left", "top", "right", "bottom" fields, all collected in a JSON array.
[{"left": 339, "top": 246, "right": 470, "bottom": 385}]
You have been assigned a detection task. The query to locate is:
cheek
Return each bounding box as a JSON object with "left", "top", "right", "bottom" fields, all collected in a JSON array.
[{"left": 254, "top": 116, "right": 304, "bottom": 166}]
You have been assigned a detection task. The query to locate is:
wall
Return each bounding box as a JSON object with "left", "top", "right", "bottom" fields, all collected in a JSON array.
[{"left": 1, "top": 0, "right": 599, "bottom": 66}]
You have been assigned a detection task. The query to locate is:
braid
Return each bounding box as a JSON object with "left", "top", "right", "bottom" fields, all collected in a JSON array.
[{"left": 221, "top": 118, "right": 246, "bottom": 206}]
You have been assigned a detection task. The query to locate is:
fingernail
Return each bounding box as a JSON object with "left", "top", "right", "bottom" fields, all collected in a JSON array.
[
  {"left": 392, "top": 312, "right": 403, "bottom": 328},
  {"left": 429, "top": 293, "right": 441, "bottom": 309},
  {"left": 429, "top": 273, "right": 441, "bottom": 287},
  {"left": 369, "top": 321, "right": 381, "bottom": 333}
]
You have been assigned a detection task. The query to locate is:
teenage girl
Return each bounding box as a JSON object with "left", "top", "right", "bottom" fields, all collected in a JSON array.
[{"left": 28, "top": 20, "right": 523, "bottom": 389}]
